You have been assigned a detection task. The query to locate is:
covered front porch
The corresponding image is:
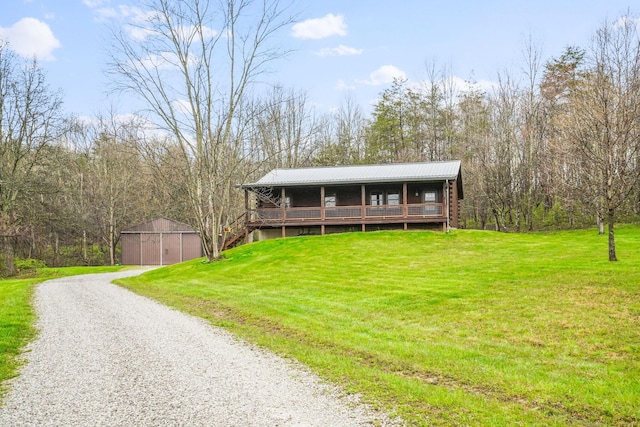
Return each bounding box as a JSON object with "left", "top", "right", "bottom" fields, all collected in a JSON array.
[{"left": 244, "top": 181, "right": 457, "bottom": 237}]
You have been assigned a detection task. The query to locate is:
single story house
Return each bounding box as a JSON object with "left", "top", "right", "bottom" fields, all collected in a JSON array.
[
  {"left": 120, "top": 218, "right": 203, "bottom": 265},
  {"left": 241, "top": 160, "right": 463, "bottom": 241}
]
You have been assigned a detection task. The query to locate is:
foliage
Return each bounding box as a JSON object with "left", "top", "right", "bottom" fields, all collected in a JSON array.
[
  {"left": 0, "top": 42, "right": 64, "bottom": 276},
  {"left": 14, "top": 258, "right": 47, "bottom": 271},
  {"left": 117, "top": 227, "right": 640, "bottom": 426}
]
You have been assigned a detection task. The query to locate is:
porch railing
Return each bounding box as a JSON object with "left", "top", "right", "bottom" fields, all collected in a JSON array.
[{"left": 247, "top": 203, "right": 444, "bottom": 223}]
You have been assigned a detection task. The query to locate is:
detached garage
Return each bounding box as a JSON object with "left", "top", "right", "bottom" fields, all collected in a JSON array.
[{"left": 120, "top": 218, "right": 203, "bottom": 265}]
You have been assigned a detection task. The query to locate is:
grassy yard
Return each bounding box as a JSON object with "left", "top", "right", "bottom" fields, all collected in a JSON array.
[
  {"left": 117, "top": 226, "right": 640, "bottom": 426},
  {"left": 0, "top": 265, "right": 123, "bottom": 399}
]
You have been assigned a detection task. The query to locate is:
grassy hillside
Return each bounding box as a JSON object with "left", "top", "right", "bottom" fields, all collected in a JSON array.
[
  {"left": 117, "top": 227, "right": 640, "bottom": 426},
  {"left": 0, "top": 266, "right": 124, "bottom": 400}
]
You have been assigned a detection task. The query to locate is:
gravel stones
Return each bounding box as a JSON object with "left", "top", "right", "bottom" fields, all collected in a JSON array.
[{"left": 0, "top": 270, "right": 401, "bottom": 426}]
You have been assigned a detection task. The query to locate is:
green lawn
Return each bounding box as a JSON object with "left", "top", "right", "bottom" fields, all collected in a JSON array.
[
  {"left": 117, "top": 226, "right": 640, "bottom": 426},
  {"left": 0, "top": 265, "right": 123, "bottom": 399}
]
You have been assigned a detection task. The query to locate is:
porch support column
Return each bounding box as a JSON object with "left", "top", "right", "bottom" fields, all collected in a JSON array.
[
  {"left": 361, "top": 184, "right": 366, "bottom": 232},
  {"left": 443, "top": 181, "right": 449, "bottom": 232},
  {"left": 450, "top": 179, "right": 459, "bottom": 228},
  {"left": 281, "top": 187, "right": 286, "bottom": 238},
  {"left": 402, "top": 182, "right": 408, "bottom": 230},
  {"left": 244, "top": 189, "right": 250, "bottom": 241},
  {"left": 320, "top": 186, "right": 325, "bottom": 235}
]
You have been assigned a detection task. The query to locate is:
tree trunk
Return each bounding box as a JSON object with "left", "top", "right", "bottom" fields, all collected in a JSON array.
[
  {"left": 82, "top": 230, "right": 88, "bottom": 265},
  {"left": 608, "top": 208, "right": 617, "bottom": 262},
  {"left": 2, "top": 236, "right": 16, "bottom": 277},
  {"left": 597, "top": 213, "right": 605, "bottom": 235},
  {"left": 109, "top": 222, "right": 116, "bottom": 266}
]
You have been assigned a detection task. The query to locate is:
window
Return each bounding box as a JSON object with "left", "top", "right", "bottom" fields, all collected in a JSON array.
[
  {"left": 370, "top": 192, "right": 383, "bottom": 206},
  {"left": 387, "top": 192, "right": 400, "bottom": 205},
  {"left": 279, "top": 196, "right": 291, "bottom": 208},
  {"left": 324, "top": 193, "right": 336, "bottom": 207},
  {"left": 424, "top": 191, "right": 437, "bottom": 203}
]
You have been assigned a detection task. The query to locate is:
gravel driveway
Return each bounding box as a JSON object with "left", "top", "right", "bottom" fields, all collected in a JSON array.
[{"left": 0, "top": 270, "right": 400, "bottom": 426}]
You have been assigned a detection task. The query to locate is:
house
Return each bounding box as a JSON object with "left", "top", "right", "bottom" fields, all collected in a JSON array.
[
  {"left": 120, "top": 218, "right": 203, "bottom": 265},
  {"left": 241, "top": 160, "right": 463, "bottom": 241}
]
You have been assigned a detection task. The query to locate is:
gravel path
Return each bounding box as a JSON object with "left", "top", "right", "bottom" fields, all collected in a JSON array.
[{"left": 0, "top": 270, "right": 400, "bottom": 426}]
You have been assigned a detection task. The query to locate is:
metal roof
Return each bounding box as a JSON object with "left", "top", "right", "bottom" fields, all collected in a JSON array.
[
  {"left": 121, "top": 218, "right": 198, "bottom": 233},
  {"left": 243, "top": 160, "right": 462, "bottom": 187}
]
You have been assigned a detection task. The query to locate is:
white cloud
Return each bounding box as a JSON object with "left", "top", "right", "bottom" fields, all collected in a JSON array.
[
  {"left": 87, "top": 4, "right": 218, "bottom": 42},
  {"left": 444, "top": 75, "right": 498, "bottom": 95},
  {"left": 314, "top": 44, "right": 363, "bottom": 57},
  {"left": 336, "top": 79, "right": 355, "bottom": 91},
  {"left": 173, "top": 99, "right": 193, "bottom": 114},
  {"left": 613, "top": 15, "right": 640, "bottom": 29},
  {"left": 0, "top": 18, "right": 61, "bottom": 61},
  {"left": 88, "top": 3, "right": 154, "bottom": 26},
  {"left": 357, "top": 65, "right": 406, "bottom": 86},
  {"left": 82, "top": 0, "right": 106, "bottom": 8},
  {"left": 139, "top": 51, "right": 179, "bottom": 69},
  {"left": 291, "top": 13, "right": 347, "bottom": 40}
]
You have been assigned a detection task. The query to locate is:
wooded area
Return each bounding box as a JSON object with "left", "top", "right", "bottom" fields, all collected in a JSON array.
[{"left": 1, "top": 1, "right": 639, "bottom": 274}]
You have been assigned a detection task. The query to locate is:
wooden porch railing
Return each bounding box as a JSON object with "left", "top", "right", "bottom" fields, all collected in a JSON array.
[{"left": 246, "top": 203, "right": 444, "bottom": 223}]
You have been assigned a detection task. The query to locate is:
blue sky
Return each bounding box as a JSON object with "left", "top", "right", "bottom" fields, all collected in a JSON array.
[{"left": 1, "top": 0, "right": 637, "bottom": 118}]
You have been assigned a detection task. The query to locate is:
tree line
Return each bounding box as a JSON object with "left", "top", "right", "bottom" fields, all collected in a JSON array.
[{"left": 2, "top": 1, "right": 639, "bottom": 274}]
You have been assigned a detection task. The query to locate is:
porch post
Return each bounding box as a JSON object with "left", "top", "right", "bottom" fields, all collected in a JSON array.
[
  {"left": 402, "top": 182, "right": 408, "bottom": 230},
  {"left": 361, "top": 184, "right": 366, "bottom": 232},
  {"left": 450, "top": 179, "right": 459, "bottom": 228},
  {"left": 244, "top": 189, "right": 249, "bottom": 239},
  {"left": 444, "top": 180, "right": 450, "bottom": 232},
  {"left": 361, "top": 184, "right": 366, "bottom": 218},
  {"left": 281, "top": 188, "right": 286, "bottom": 218},
  {"left": 281, "top": 188, "right": 286, "bottom": 237},
  {"left": 320, "top": 186, "right": 325, "bottom": 235}
]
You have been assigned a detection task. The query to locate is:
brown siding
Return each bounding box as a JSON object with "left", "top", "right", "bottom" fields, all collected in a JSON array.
[
  {"left": 182, "top": 234, "right": 203, "bottom": 260},
  {"left": 140, "top": 233, "right": 161, "bottom": 265},
  {"left": 124, "top": 218, "right": 196, "bottom": 233},
  {"left": 121, "top": 218, "right": 203, "bottom": 266},
  {"left": 162, "top": 233, "right": 181, "bottom": 265},
  {"left": 333, "top": 186, "right": 360, "bottom": 205},
  {"left": 450, "top": 179, "right": 460, "bottom": 228},
  {"left": 120, "top": 233, "right": 140, "bottom": 265},
  {"left": 288, "top": 187, "right": 319, "bottom": 207}
]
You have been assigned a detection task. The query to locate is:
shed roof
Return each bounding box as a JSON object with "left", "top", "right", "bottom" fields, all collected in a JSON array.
[
  {"left": 243, "top": 160, "right": 462, "bottom": 188},
  {"left": 121, "top": 218, "right": 198, "bottom": 233}
]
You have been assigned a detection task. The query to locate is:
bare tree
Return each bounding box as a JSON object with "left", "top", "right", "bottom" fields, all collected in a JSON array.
[
  {"left": 0, "top": 43, "right": 63, "bottom": 275},
  {"left": 108, "top": 0, "right": 293, "bottom": 261},
  {"left": 251, "top": 85, "right": 317, "bottom": 169},
  {"left": 80, "top": 115, "right": 146, "bottom": 265},
  {"left": 562, "top": 16, "right": 640, "bottom": 261},
  {"left": 516, "top": 37, "right": 546, "bottom": 231},
  {"left": 314, "top": 94, "right": 366, "bottom": 166}
]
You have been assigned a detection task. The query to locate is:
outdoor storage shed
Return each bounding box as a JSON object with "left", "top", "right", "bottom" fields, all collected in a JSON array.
[{"left": 120, "top": 218, "right": 203, "bottom": 265}]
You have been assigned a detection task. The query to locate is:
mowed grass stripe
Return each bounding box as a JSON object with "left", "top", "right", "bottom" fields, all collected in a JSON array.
[{"left": 116, "top": 227, "right": 640, "bottom": 426}]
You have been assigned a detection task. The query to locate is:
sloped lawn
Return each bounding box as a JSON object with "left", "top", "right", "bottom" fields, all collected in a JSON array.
[{"left": 116, "top": 227, "right": 639, "bottom": 425}]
